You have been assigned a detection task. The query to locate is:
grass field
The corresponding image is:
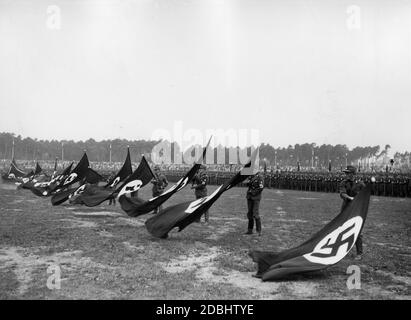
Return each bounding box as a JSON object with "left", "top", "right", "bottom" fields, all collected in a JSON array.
[{"left": 0, "top": 181, "right": 410, "bottom": 300}]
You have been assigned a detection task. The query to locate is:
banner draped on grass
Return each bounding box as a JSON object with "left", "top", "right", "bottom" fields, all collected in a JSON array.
[
  {"left": 50, "top": 168, "right": 105, "bottom": 206},
  {"left": 84, "top": 168, "right": 105, "bottom": 185},
  {"left": 249, "top": 183, "right": 372, "bottom": 281},
  {"left": 145, "top": 147, "right": 260, "bottom": 239},
  {"left": 34, "top": 162, "right": 42, "bottom": 176},
  {"left": 53, "top": 152, "right": 90, "bottom": 190},
  {"left": 119, "top": 137, "right": 212, "bottom": 217},
  {"left": 15, "top": 162, "right": 47, "bottom": 187},
  {"left": 115, "top": 155, "right": 154, "bottom": 198},
  {"left": 59, "top": 162, "right": 74, "bottom": 177},
  {"left": 51, "top": 185, "right": 81, "bottom": 206},
  {"left": 10, "top": 159, "right": 27, "bottom": 177},
  {"left": 76, "top": 155, "right": 154, "bottom": 207},
  {"left": 1, "top": 159, "right": 27, "bottom": 181},
  {"left": 23, "top": 162, "right": 74, "bottom": 197},
  {"left": 52, "top": 149, "right": 131, "bottom": 206}
]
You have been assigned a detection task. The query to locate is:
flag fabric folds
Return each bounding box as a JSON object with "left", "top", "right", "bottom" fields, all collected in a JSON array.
[
  {"left": 115, "top": 155, "right": 154, "bottom": 198},
  {"left": 248, "top": 183, "right": 372, "bottom": 281},
  {"left": 10, "top": 160, "right": 27, "bottom": 178},
  {"left": 78, "top": 155, "right": 154, "bottom": 207},
  {"left": 1, "top": 160, "right": 27, "bottom": 181},
  {"left": 54, "top": 153, "right": 89, "bottom": 190},
  {"left": 23, "top": 162, "right": 74, "bottom": 197},
  {"left": 84, "top": 168, "right": 105, "bottom": 185},
  {"left": 119, "top": 139, "right": 212, "bottom": 217},
  {"left": 67, "top": 148, "right": 132, "bottom": 206},
  {"left": 50, "top": 168, "right": 105, "bottom": 206},
  {"left": 34, "top": 162, "right": 42, "bottom": 176},
  {"left": 51, "top": 149, "right": 128, "bottom": 207},
  {"left": 119, "top": 164, "right": 199, "bottom": 217},
  {"left": 24, "top": 170, "right": 35, "bottom": 178},
  {"left": 145, "top": 148, "right": 260, "bottom": 238},
  {"left": 104, "top": 147, "right": 132, "bottom": 188}
]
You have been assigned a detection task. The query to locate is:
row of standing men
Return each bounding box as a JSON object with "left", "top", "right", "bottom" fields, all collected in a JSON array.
[{"left": 164, "top": 170, "right": 411, "bottom": 198}]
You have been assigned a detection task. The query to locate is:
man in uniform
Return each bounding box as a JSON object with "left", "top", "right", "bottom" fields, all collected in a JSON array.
[
  {"left": 151, "top": 165, "right": 168, "bottom": 214},
  {"left": 244, "top": 172, "right": 264, "bottom": 236},
  {"left": 339, "top": 165, "right": 366, "bottom": 260},
  {"left": 107, "top": 171, "right": 117, "bottom": 205},
  {"left": 191, "top": 165, "right": 209, "bottom": 223}
]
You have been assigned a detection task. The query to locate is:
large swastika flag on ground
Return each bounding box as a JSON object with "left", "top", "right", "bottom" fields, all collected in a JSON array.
[
  {"left": 62, "top": 148, "right": 132, "bottom": 206},
  {"left": 115, "top": 155, "right": 154, "bottom": 198},
  {"left": 23, "top": 162, "right": 74, "bottom": 197},
  {"left": 53, "top": 152, "right": 89, "bottom": 191},
  {"left": 145, "top": 147, "right": 260, "bottom": 238},
  {"left": 79, "top": 155, "right": 154, "bottom": 207},
  {"left": 249, "top": 183, "right": 372, "bottom": 281},
  {"left": 119, "top": 137, "right": 212, "bottom": 217},
  {"left": 50, "top": 168, "right": 105, "bottom": 206}
]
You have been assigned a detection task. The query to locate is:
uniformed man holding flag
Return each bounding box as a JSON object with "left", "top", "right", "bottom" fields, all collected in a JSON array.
[
  {"left": 339, "top": 165, "right": 366, "bottom": 260},
  {"left": 191, "top": 164, "right": 209, "bottom": 223},
  {"left": 244, "top": 172, "right": 264, "bottom": 236},
  {"left": 151, "top": 165, "right": 168, "bottom": 214}
]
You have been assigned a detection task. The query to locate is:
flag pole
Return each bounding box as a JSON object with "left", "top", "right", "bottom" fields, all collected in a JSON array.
[
  {"left": 54, "top": 157, "right": 58, "bottom": 175},
  {"left": 311, "top": 148, "right": 314, "bottom": 168},
  {"left": 11, "top": 138, "right": 15, "bottom": 160}
]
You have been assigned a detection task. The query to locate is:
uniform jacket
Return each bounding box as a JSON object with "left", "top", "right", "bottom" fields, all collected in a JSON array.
[
  {"left": 246, "top": 174, "right": 264, "bottom": 201},
  {"left": 152, "top": 173, "right": 168, "bottom": 195},
  {"left": 192, "top": 172, "right": 208, "bottom": 197},
  {"left": 339, "top": 177, "right": 365, "bottom": 210}
]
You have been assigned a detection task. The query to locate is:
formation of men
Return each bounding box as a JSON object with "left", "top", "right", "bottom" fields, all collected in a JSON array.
[
  {"left": 164, "top": 170, "right": 411, "bottom": 198},
  {"left": 263, "top": 171, "right": 411, "bottom": 198}
]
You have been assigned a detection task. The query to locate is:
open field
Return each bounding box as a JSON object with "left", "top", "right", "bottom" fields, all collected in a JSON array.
[{"left": 0, "top": 181, "right": 410, "bottom": 300}]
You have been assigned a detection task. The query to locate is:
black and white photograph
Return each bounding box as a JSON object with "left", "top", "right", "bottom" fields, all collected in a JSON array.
[{"left": 0, "top": 0, "right": 410, "bottom": 305}]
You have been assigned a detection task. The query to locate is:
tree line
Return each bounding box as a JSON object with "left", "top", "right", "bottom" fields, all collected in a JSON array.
[
  {"left": 1, "top": 132, "right": 409, "bottom": 168},
  {"left": 0, "top": 132, "right": 157, "bottom": 163}
]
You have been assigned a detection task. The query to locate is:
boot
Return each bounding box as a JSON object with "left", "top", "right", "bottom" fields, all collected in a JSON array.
[
  {"left": 204, "top": 211, "right": 209, "bottom": 223},
  {"left": 355, "top": 234, "right": 363, "bottom": 257},
  {"left": 256, "top": 218, "right": 262, "bottom": 236},
  {"left": 244, "top": 219, "right": 254, "bottom": 234}
]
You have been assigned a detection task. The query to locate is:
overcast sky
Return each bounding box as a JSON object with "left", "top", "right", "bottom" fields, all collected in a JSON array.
[{"left": 0, "top": 0, "right": 410, "bottom": 153}]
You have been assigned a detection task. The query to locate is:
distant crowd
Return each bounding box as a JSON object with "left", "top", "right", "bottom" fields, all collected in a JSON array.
[
  {"left": 163, "top": 170, "right": 411, "bottom": 198},
  {"left": 1, "top": 159, "right": 410, "bottom": 198}
]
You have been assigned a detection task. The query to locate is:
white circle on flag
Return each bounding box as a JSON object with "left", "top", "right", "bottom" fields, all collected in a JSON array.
[
  {"left": 117, "top": 180, "right": 143, "bottom": 198},
  {"left": 303, "top": 216, "right": 363, "bottom": 265},
  {"left": 64, "top": 173, "right": 78, "bottom": 185}
]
